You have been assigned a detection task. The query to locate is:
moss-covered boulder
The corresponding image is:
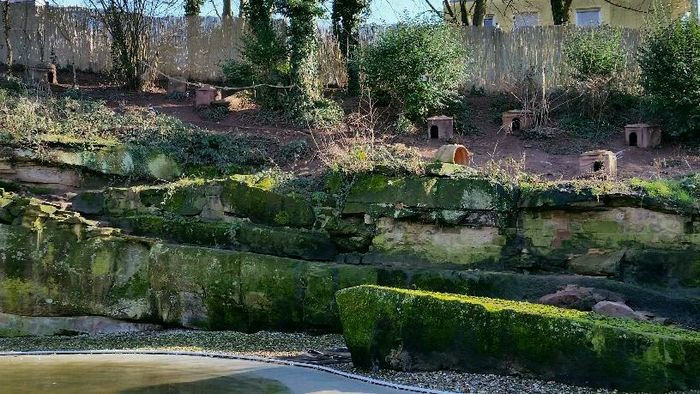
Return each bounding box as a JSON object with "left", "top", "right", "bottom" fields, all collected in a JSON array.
[{"left": 336, "top": 285, "right": 700, "bottom": 392}]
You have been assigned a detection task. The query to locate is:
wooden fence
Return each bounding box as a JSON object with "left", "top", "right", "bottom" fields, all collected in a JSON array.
[{"left": 0, "top": 4, "right": 641, "bottom": 91}]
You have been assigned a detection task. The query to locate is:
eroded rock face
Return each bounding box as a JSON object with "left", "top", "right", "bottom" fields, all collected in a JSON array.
[{"left": 0, "top": 313, "right": 160, "bottom": 337}]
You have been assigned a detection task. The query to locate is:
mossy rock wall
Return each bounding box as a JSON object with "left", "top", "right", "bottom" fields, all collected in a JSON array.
[
  {"left": 336, "top": 285, "right": 700, "bottom": 392},
  {"left": 1, "top": 192, "right": 699, "bottom": 334},
  {"left": 74, "top": 177, "right": 316, "bottom": 229},
  {"left": 343, "top": 174, "right": 700, "bottom": 285}
]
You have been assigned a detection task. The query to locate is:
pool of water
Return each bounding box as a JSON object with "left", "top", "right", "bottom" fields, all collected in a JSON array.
[{"left": 0, "top": 354, "right": 406, "bottom": 394}]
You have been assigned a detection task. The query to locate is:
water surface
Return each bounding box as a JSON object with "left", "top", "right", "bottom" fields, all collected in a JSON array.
[{"left": 0, "top": 354, "right": 404, "bottom": 394}]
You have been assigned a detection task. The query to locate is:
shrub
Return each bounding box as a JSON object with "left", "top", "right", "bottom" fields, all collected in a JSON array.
[
  {"left": 0, "top": 87, "right": 276, "bottom": 172},
  {"left": 638, "top": 18, "right": 700, "bottom": 138},
  {"left": 279, "top": 138, "right": 309, "bottom": 164},
  {"left": 563, "top": 26, "right": 625, "bottom": 81},
  {"left": 220, "top": 60, "right": 256, "bottom": 87},
  {"left": 295, "top": 97, "right": 345, "bottom": 129},
  {"left": 221, "top": 5, "right": 290, "bottom": 110},
  {"left": 562, "top": 27, "right": 626, "bottom": 125},
  {"left": 325, "top": 141, "right": 425, "bottom": 175},
  {"left": 360, "top": 21, "right": 470, "bottom": 121}
]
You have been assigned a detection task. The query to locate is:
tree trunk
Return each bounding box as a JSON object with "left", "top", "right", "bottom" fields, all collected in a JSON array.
[
  {"left": 472, "top": 0, "right": 486, "bottom": 26},
  {"left": 223, "top": 0, "right": 232, "bottom": 18},
  {"left": 551, "top": 0, "right": 573, "bottom": 24},
  {"left": 2, "top": 2, "right": 12, "bottom": 66},
  {"left": 332, "top": 0, "right": 367, "bottom": 96},
  {"left": 238, "top": 0, "right": 247, "bottom": 18},
  {"left": 460, "top": 0, "right": 470, "bottom": 25},
  {"left": 289, "top": 2, "right": 321, "bottom": 105},
  {"left": 442, "top": 0, "right": 457, "bottom": 23}
]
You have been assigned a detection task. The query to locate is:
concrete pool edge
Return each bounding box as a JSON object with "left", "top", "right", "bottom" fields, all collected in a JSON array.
[{"left": 0, "top": 350, "right": 455, "bottom": 394}]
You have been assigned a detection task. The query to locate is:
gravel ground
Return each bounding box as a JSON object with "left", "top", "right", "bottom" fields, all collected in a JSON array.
[
  {"left": 0, "top": 329, "right": 685, "bottom": 394},
  {"left": 333, "top": 363, "right": 616, "bottom": 394}
]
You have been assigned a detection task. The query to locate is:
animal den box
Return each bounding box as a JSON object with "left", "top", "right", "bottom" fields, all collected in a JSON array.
[
  {"left": 427, "top": 116, "right": 454, "bottom": 140},
  {"left": 579, "top": 150, "right": 617, "bottom": 178},
  {"left": 435, "top": 144, "right": 472, "bottom": 165},
  {"left": 27, "top": 62, "right": 58, "bottom": 85},
  {"left": 195, "top": 85, "right": 221, "bottom": 107},
  {"left": 502, "top": 110, "right": 534, "bottom": 133},
  {"left": 624, "top": 124, "right": 661, "bottom": 148}
]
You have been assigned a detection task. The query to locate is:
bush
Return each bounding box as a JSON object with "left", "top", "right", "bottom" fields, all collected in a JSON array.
[
  {"left": 360, "top": 21, "right": 470, "bottom": 121},
  {"left": 221, "top": 60, "right": 256, "bottom": 87},
  {"left": 221, "top": 17, "right": 290, "bottom": 110},
  {"left": 563, "top": 26, "right": 625, "bottom": 81},
  {"left": 325, "top": 141, "right": 425, "bottom": 175},
  {"left": 638, "top": 18, "right": 700, "bottom": 138},
  {"left": 562, "top": 27, "right": 626, "bottom": 125},
  {"left": 0, "top": 87, "right": 276, "bottom": 172},
  {"left": 295, "top": 97, "right": 345, "bottom": 129}
]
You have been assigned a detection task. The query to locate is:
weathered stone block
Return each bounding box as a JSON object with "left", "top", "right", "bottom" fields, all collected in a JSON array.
[
  {"left": 241, "top": 256, "right": 305, "bottom": 331},
  {"left": 337, "top": 285, "right": 700, "bottom": 392},
  {"left": 371, "top": 218, "right": 505, "bottom": 266},
  {"left": 221, "top": 177, "right": 315, "bottom": 228}
]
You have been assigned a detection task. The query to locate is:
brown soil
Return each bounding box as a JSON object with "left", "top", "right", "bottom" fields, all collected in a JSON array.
[{"left": 52, "top": 70, "right": 700, "bottom": 180}]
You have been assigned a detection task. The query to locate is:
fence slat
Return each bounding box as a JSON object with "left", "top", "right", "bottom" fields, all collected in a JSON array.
[{"left": 0, "top": 4, "right": 641, "bottom": 91}]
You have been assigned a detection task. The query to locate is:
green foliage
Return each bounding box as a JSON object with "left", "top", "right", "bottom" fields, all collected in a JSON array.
[
  {"left": 558, "top": 115, "right": 616, "bottom": 142},
  {"left": 224, "top": 0, "right": 342, "bottom": 126},
  {"left": 328, "top": 142, "right": 425, "bottom": 175},
  {"left": 222, "top": 0, "right": 290, "bottom": 109},
  {"left": 489, "top": 93, "right": 519, "bottom": 125},
  {"left": 279, "top": 138, "right": 310, "bottom": 164},
  {"left": 61, "top": 88, "right": 86, "bottom": 100},
  {"left": 638, "top": 18, "right": 700, "bottom": 138},
  {"left": 0, "top": 75, "right": 26, "bottom": 96},
  {"left": 332, "top": 0, "right": 370, "bottom": 95},
  {"left": 184, "top": 0, "right": 204, "bottom": 15},
  {"left": 561, "top": 27, "right": 634, "bottom": 133},
  {"left": 281, "top": 0, "right": 325, "bottom": 119},
  {"left": 563, "top": 27, "right": 625, "bottom": 81},
  {"left": 197, "top": 105, "right": 230, "bottom": 122},
  {"left": 296, "top": 98, "right": 344, "bottom": 128},
  {"left": 360, "top": 21, "right": 470, "bottom": 121},
  {"left": 220, "top": 60, "right": 256, "bottom": 86},
  {"left": 0, "top": 87, "right": 280, "bottom": 173},
  {"left": 392, "top": 114, "right": 417, "bottom": 135},
  {"left": 444, "top": 94, "right": 475, "bottom": 134},
  {"left": 629, "top": 177, "right": 697, "bottom": 211}
]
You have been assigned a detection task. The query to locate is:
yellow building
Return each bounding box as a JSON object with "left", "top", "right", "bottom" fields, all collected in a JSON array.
[{"left": 446, "top": 0, "right": 692, "bottom": 30}]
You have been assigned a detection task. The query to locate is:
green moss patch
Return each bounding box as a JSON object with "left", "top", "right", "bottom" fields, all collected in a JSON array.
[
  {"left": 336, "top": 285, "right": 700, "bottom": 392},
  {"left": 344, "top": 174, "right": 515, "bottom": 216}
]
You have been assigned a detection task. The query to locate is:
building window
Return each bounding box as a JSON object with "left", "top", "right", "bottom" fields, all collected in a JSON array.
[
  {"left": 513, "top": 12, "right": 539, "bottom": 28},
  {"left": 484, "top": 15, "right": 495, "bottom": 27},
  {"left": 575, "top": 8, "right": 602, "bottom": 26}
]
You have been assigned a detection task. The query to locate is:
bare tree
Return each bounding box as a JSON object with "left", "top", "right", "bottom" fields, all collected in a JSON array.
[{"left": 85, "top": 0, "right": 175, "bottom": 90}]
